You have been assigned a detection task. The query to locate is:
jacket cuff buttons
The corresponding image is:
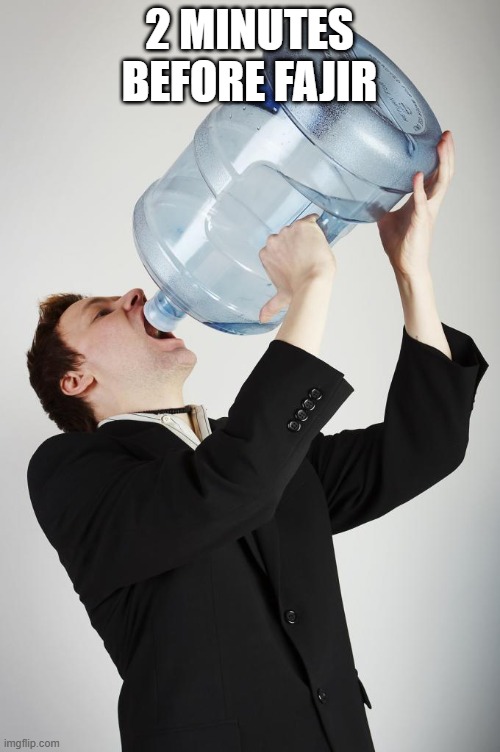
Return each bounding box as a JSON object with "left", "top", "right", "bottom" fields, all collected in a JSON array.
[{"left": 287, "top": 387, "right": 323, "bottom": 431}]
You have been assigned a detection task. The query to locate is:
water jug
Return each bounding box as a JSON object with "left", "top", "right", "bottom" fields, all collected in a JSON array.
[{"left": 133, "top": 31, "right": 442, "bottom": 335}]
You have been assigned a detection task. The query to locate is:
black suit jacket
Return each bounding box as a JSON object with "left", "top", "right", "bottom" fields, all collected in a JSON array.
[{"left": 27, "top": 324, "right": 488, "bottom": 752}]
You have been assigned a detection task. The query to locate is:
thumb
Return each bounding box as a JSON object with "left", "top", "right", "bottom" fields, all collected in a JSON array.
[{"left": 259, "top": 291, "right": 290, "bottom": 323}]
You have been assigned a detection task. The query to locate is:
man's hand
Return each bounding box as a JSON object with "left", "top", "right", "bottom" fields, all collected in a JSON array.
[
  {"left": 377, "top": 130, "right": 455, "bottom": 358},
  {"left": 258, "top": 214, "right": 336, "bottom": 324},
  {"left": 258, "top": 214, "right": 336, "bottom": 357},
  {"left": 377, "top": 130, "right": 455, "bottom": 278}
]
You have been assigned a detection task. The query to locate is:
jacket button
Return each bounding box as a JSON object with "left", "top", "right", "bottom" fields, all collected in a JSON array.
[
  {"left": 287, "top": 420, "right": 301, "bottom": 432},
  {"left": 317, "top": 688, "right": 327, "bottom": 703},
  {"left": 294, "top": 408, "right": 309, "bottom": 422},
  {"left": 308, "top": 388, "right": 323, "bottom": 401},
  {"left": 284, "top": 609, "right": 297, "bottom": 623},
  {"left": 301, "top": 398, "right": 316, "bottom": 411}
]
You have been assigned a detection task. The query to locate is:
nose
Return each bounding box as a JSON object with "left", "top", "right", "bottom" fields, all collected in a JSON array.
[{"left": 119, "top": 288, "right": 147, "bottom": 311}]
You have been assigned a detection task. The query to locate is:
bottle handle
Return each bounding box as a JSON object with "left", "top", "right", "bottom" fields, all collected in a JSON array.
[{"left": 316, "top": 211, "right": 354, "bottom": 245}]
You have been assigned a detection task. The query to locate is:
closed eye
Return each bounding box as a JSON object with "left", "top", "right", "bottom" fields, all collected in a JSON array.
[{"left": 93, "top": 308, "right": 112, "bottom": 321}]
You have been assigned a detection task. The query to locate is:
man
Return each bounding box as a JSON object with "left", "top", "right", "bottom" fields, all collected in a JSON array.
[{"left": 27, "top": 132, "right": 487, "bottom": 752}]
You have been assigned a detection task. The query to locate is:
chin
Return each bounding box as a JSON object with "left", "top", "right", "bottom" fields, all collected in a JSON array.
[{"left": 171, "top": 344, "right": 197, "bottom": 363}]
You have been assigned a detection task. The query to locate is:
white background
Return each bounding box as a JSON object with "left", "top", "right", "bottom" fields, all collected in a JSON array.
[{"left": 1, "top": 1, "right": 498, "bottom": 750}]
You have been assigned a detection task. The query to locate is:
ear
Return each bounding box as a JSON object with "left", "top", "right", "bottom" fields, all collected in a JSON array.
[{"left": 60, "top": 370, "right": 95, "bottom": 398}]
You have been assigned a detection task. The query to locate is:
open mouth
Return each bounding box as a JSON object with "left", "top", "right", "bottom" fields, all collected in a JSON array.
[{"left": 142, "top": 311, "right": 175, "bottom": 339}]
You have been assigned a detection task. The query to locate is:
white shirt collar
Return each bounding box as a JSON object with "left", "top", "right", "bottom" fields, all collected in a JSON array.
[{"left": 97, "top": 404, "right": 212, "bottom": 449}]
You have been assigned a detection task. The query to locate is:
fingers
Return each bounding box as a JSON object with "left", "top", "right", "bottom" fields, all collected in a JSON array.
[
  {"left": 259, "top": 292, "right": 290, "bottom": 323},
  {"left": 443, "top": 130, "right": 455, "bottom": 179},
  {"left": 283, "top": 213, "right": 320, "bottom": 231},
  {"left": 412, "top": 171, "right": 427, "bottom": 215},
  {"left": 433, "top": 131, "right": 454, "bottom": 194},
  {"left": 436, "top": 138, "right": 450, "bottom": 188},
  {"left": 266, "top": 213, "right": 319, "bottom": 242},
  {"left": 419, "top": 131, "right": 454, "bottom": 211}
]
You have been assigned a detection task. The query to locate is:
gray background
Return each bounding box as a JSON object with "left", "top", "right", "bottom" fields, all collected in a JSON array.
[{"left": 1, "top": 1, "right": 498, "bottom": 750}]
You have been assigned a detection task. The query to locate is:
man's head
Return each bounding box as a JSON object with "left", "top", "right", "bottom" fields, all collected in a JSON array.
[{"left": 27, "top": 288, "right": 197, "bottom": 432}]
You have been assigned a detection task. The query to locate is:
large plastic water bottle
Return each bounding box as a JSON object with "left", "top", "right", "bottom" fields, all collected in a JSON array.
[{"left": 134, "top": 32, "right": 442, "bottom": 335}]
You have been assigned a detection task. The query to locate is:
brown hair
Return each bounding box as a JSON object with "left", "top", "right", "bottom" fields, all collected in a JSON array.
[{"left": 26, "top": 293, "right": 97, "bottom": 433}]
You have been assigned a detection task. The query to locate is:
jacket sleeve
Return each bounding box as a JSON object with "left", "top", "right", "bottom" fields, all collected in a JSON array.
[
  {"left": 306, "top": 323, "right": 489, "bottom": 536},
  {"left": 27, "top": 339, "right": 354, "bottom": 608}
]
